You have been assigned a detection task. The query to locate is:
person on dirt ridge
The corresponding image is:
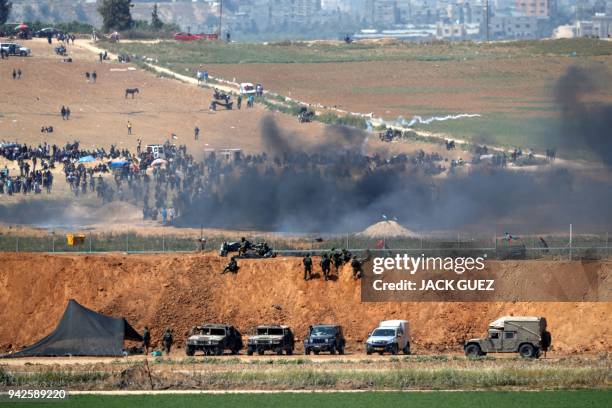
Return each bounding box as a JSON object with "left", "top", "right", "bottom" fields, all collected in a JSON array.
[
  {"left": 320, "top": 253, "right": 331, "bottom": 281},
  {"left": 238, "top": 237, "right": 252, "bottom": 256},
  {"left": 351, "top": 256, "right": 363, "bottom": 280},
  {"left": 162, "top": 328, "right": 173, "bottom": 355},
  {"left": 127, "top": 121, "right": 132, "bottom": 135},
  {"left": 331, "top": 248, "right": 343, "bottom": 273},
  {"left": 303, "top": 253, "right": 313, "bottom": 280},
  {"left": 194, "top": 126, "right": 200, "bottom": 141},
  {"left": 222, "top": 256, "right": 239, "bottom": 274},
  {"left": 143, "top": 326, "right": 151, "bottom": 355}
]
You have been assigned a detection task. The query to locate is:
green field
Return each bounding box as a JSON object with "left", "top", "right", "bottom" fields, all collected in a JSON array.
[
  {"left": 104, "top": 38, "right": 612, "bottom": 65},
  {"left": 1, "top": 390, "right": 610, "bottom": 408}
]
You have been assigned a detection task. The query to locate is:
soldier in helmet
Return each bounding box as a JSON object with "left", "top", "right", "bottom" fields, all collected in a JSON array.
[
  {"left": 342, "top": 248, "right": 352, "bottom": 264},
  {"left": 222, "top": 256, "right": 239, "bottom": 274},
  {"left": 351, "top": 256, "right": 363, "bottom": 280},
  {"left": 332, "top": 248, "right": 343, "bottom": 273},
  {"left": 303, "top": 253, "right": 313, "bottom": 280},
  {"left": 142, "top": 326, "right": 151, "bottom": 355},
  {"left": 320, "top": 253, "right": 332, "bottom": 281},
  {"left": 162, "top": 328, "right": 173, "bottom": 355},
  {"left": 238, "top": 236, "right": 252, "bottom": 256}
]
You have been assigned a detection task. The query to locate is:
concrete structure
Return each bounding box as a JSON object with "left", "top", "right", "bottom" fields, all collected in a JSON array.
[{"left": 515, "top": 0, "right": 553, "bottom": 17}]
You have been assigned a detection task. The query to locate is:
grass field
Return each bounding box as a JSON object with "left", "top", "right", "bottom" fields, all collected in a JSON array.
[
  {"left": 1, "top": 390, "right": 610, "bottom": 408},
  {"left": 101, "top": 38, "right": 612, "bottom": 154}
]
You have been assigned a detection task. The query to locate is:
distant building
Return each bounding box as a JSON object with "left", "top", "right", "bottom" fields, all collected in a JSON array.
[
  {"left": 515, "top": 0, "right": 553, "bottom": 17},
  {"left": 576, "top": 13, "right": 612, "bottom": 37}
]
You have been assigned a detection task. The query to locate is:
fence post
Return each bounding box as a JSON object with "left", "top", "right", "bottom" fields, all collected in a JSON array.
[
  {"left": 345, "top": 233, "right": 349, "bottom": 250},
  {"left": 126, "top": 231, "right": 129, "bottom": 253},
  {"left": 52, "top": 235, "right": 55, "bottom": 253},
  {"left": 16, "top": 236, "right": 19, "bottom": 253},
  {"left": 569, "top": 224, "right": 572, "bottom": 261},
  {"left": 89, "top": 233, "right": 92, "bottom": 253},
  {"left": 606, "top": 232, "right": 609, "bottom": 260},
  {"left": 162, "top": 234, "right": 165, "bottom": 252}
]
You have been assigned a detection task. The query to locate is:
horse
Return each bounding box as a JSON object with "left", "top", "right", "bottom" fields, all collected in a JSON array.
[{"left": 125, "top": 88, "right": 139, "bottom": 99}]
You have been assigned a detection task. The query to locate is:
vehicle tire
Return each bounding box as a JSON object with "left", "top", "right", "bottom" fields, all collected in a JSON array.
[
  {"left": 276, "top": 348, "right": 283, "bottom": 356},
  {"left": 257, "top": 349, "right": 265, "bottom": 356},
  {"left": 403, "top": 342, "right": 411, "bottom": 355},
  {"left": 305, "top": 347, "right": 311, "bottom": 355},
  {"left": 231, "top": 347, "right": 239, "bottom": 355},
  {"left": 366, "top": 349, "right": 372, "bottom": 355},
  {"left": 313, "top": 350, "right": 320, "bottom": 355},
  {"left": 185, "top": 346, "right": 195, "bottom": 356},
  {"left": 378, "top": 351, "right": 384, "bottom": 355},
  {"left": 391, "top": 344, "right": 398, "bottom": 355},
  {"left": 215, "top": 346, "right": 223, "bottom": 356},
  {"left": 338, "top": 346, "right": 345, "bottom": 355},
  {"left": 247, "top": 347, "right": 254, "bottom": 356},
  {"left": 330, "top": 346, "right": 336, "bottom": 355},
  {"left": 465, "top": 343, "right": 482, "bottom": 357},
  {"left": 286, "top": 348, "right": 293, "bottom": 355},
  {"left": 519, "top": 343, "right": 535, "bottom": 358}
]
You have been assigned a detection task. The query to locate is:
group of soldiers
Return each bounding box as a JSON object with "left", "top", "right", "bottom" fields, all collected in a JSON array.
[
  {"left": 303, "top": 248, "right": 364, "bottom": 281},
  {"left": 141, "top": 326, "right": 173, "bottom": 355}
]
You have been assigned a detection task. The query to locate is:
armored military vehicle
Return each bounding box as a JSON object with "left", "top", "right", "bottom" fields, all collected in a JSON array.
[
  {"left": 304, "top": 324, "right": 346, "bottom": 355},
  {"left": 185, "top": 324, "right": 243, "bottom": 356},
  {"left": 247, "top": 325, "right": 295, "bottom": 355},
  {"left": 464, "top": 316, "right": 551, "bottom": 358}
]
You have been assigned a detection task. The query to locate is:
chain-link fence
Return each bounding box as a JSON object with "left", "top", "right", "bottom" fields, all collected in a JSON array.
[{"left": 0, "top": 227, "right": 610, "bottom": 260}]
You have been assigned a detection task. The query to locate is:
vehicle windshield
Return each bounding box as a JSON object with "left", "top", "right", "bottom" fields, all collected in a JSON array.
[
  {"left": 244, "top": 85, "right": 254, "bottom": 91},
  {"left": 202, "top": 328, "right": 225, "bottom": 336},
  {"left": 372, "top": 328, "right": 395, "bottom": 337},
  {"left": 257, "top": 327, "right": 283, "bottom": 335},
  {"left": 311, "top": 326, "right": 336, "bottom": 336}
]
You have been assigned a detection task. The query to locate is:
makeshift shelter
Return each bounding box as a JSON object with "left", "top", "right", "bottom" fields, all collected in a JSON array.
[{"left": 10, "top": 299, "right": 142, "bottom": 357}]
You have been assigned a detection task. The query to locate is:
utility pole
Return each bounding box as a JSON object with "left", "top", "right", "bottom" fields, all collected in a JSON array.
[
  {"left": 218, "top": 0, "right": 223, "bottom": 38},
  {"left": 485, "top": 0, "right": 490, "bottom": 42}
]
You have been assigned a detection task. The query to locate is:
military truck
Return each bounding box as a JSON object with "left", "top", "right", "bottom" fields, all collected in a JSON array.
[
  {"left": 304, "top": 324, "right": 346, "bottom": 355},
  {"left": 185, "top": 324, "right": 243, "bottom": 356},
  {"left": 464, "top": 316, "right": 551, "bottom": 358},
  {"left": 247, "top": 325, "right": 295, "bottom": 355}
]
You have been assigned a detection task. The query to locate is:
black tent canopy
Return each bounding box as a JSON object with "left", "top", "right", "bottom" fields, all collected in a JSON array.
[{"left": 11, "top": 299, "right": 142, "bottom": 357}]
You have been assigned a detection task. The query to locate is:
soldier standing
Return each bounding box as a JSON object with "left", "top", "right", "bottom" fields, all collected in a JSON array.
[
  {"left": 320, "top": 254, "right": 331, "bottom": 281},
  {"left": 142, "top": 326, "right": 151, "bottom": 355},
  {"left": 351, "top": 256, "right": 363, "bottom": 280},
  {"left": 303, "top": 253, "right": 312, "bottom": 280},
  {"left": 162, "top": 328, "right": 173, "bottom": 355},
  {"left": 332, "top": 249, "right": 343, "bottom": 273}
]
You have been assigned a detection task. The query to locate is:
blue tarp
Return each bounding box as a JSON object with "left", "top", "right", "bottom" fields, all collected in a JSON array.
[{"left": 78, "top": 155, "right": 95, "bottom": 163}]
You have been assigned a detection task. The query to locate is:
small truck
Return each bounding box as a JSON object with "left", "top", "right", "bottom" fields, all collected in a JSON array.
[
  {"left": 185, "top": 324, "right": 243, "bottom": 356},
  {"left": 365, "top": 320, "right": 411, "bottom": 355},
  {"left": 464, "top": 316, "right": 551, "bottom": 358},
  {"left": 247, "top": 325, "right": 295, "bottom": 355}
]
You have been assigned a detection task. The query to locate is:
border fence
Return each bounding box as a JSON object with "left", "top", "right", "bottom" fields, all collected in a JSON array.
[{"left": 0, "top": 226, "right": 609, "bottom": 261}]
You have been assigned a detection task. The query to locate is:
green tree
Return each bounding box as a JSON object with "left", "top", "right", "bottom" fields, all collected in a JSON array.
[
  {"left": 0, "top": 0, "right": 12, "bottom": 26},
  {"left": 98, "top": 0, "right": 134, "bottom": 32},
  {"left": 151, "top": 3, "right": 163, "bottom": 31}
]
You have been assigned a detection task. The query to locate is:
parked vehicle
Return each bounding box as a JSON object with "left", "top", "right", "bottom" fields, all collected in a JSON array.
[
  {"left": 365, "top": 320, "right": 410, "bottom": 355},
  {"left": 247, "top": 325, "right": 294, "bottom": 355},
  {"left": 239, "top": 82, "right": 256, "bottom": 95},
  {"left": 304, "top": 324, "right": 345, "bottom": 355},
  {"left": 0, "top": 43, "right": 31, "bottom": 56},
  {"left": 185, "top": 324, "right": 243, "bottom": 356},
  {"left": 146, "top": 144, "right": 164, "bottom": 159},
  {"left": 35, "top": 27, "right": 61, "bottom": 38},
  {"left": 464, "top": 316, "right": 551, "bottom": 358}
]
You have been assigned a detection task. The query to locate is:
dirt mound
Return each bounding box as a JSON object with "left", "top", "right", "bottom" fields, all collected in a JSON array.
[
  {"left": 358, "top": 220, "right": 418, "bottom": 237},
  {"left": 0, "top": 253, "right": 610, "bottom": 355}
]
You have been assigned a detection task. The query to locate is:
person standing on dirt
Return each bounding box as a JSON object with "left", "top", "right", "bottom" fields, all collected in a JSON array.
[
  {"left": 85, "top": 72, "right": 90, "bottom": 83},
  {"left": 92, "top": 71, "right": 97, "bottom": 83},
  {"left": 320, "top": 253, "right": 331, "bottom": 281},
  {"left": 127, "top": 121, "right": 132, "bottom": 135},
  {"left": 12, "top": 69, "right": 16, "bottom": 80},
  {"left": 17, "top": 69, "right": 22, "bottom": 79},
  {"left": 162, "top": 328, "right": 173, "bottom": 355},
  {"left": 66, "top": 107, "right": 71, "bottom": 120},
  {"left": 60, "top": 106, "right": 66, "bottom": 120},
  {"left": 303, "top": 253, "right": 313, "bottom": 280},
  {"left": 143, "top": 326, "right": 151, "bottom": 355},
  {"left": 194, "top": 126, "right": 200, "bottom": 141},
  {"left": 237, "top": 94, "right": 242, "bottom": 110}
]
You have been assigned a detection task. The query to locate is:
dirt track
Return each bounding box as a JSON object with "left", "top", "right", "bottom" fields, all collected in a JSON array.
[{"left": 0, "top": 253, "right": 610, "bottom": 355}]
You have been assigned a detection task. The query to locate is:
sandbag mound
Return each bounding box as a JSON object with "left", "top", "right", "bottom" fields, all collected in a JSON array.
[{"left": 358, "top": 220, "right": 419, "bottom": 238}]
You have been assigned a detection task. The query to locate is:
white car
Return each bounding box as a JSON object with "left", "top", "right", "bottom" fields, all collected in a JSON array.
[
  {"left": 239, "top": 82, "right": 256, "bottom": 95},
  {"left": 0, "top": 43, "right": 31, "bottom": 56},
  {"left": 365, "top": 320, "right": 411, "bottom": 355}
]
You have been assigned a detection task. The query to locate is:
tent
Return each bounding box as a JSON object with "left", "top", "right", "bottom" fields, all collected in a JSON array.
[{"left": 9, "top": 299, "right": 142, "bottom": 357}]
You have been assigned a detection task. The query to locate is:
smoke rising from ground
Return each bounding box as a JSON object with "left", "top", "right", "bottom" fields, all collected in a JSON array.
[{"left": 555, "top": 66, "right": 612, "bottom": 167}]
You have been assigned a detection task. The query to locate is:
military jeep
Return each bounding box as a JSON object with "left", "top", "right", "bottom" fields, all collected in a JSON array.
[
  {"left": 247, "top": 325, "right": 295, "bottom": 355},
  {"left": 304, "top": 324, "right": 345, "bottom": 355},
  {"left": 464, "top": 316, "right": 551, "bottom": 358},
  {"left": 185, "top": 324, "right": 243, "bottom": 356}
]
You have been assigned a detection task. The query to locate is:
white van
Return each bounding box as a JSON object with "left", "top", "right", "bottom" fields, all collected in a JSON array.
[
  {"left": 365, "top": 320, "right": 410, "bottom": 355},
  {"left": 146, "top": 144, "right": 164, "bottom": 159},
  {"left": 239, "top": 82, "right": 256, "bottom": 95}
]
